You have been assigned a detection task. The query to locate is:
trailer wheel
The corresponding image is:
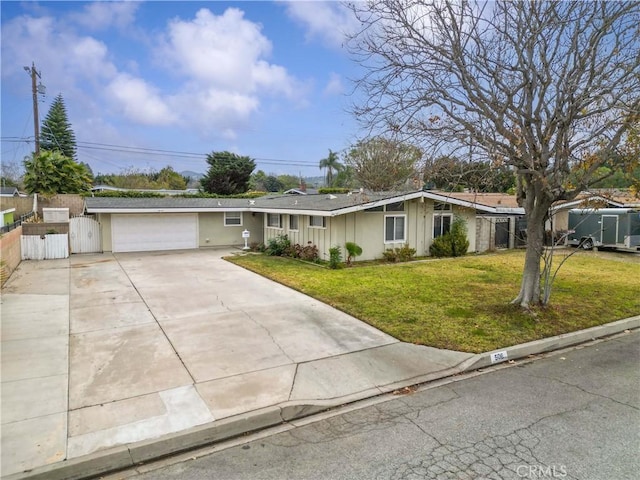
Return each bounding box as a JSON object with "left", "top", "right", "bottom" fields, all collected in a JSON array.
[{"left": 581, "top": 238, "right": 594, "bottom": 250}]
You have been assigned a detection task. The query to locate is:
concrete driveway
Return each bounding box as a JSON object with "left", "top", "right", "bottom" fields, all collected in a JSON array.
[{"left": 1, "top": 249, "right": 473, "bottom": 478}]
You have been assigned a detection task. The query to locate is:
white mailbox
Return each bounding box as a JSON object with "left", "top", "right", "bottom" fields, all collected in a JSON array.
[{"left": 242, "top": 229, "right": 250, "bottom": 250}]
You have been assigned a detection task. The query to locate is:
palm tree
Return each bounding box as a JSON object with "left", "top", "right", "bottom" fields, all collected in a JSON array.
[{"left": 318, "top": 149, "right": 343, "bottom": 187}]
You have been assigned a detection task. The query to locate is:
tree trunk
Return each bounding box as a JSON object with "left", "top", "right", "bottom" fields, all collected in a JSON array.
[{"left": 512, "top": 204, "right": 548, "bottom": 308}]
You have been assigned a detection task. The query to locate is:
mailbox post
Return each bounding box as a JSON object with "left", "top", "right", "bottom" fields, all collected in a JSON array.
[{"left": 242, "top": 229, "right": 250, "bottom": 250}]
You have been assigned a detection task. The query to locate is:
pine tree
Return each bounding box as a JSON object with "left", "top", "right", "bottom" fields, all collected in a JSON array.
[{"left": 40, "top": 93, "right": 77, "bottom": 159}]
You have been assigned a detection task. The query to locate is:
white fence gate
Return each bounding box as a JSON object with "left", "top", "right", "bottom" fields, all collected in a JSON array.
[
  {"left": 70, "top": 216, "right": 102, "bottom": 254},
  {"left": 21, "top": 234, "right": 69, "bottom": 260}
]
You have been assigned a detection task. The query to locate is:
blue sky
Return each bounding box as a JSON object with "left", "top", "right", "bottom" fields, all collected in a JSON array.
[{"left": 1, "top": 1, "right": 364, "bottom": 177}]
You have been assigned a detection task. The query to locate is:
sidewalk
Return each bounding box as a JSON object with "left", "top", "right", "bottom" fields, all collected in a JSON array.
[{"left": 1, "top": 251, "right": 638, "bottom": 480}]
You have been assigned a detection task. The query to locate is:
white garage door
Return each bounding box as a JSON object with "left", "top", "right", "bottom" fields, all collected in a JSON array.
[{"left": 112, "top": 214, "right": 198, "bottom": 252}]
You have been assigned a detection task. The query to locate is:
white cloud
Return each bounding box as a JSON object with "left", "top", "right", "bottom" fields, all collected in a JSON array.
[
  {"left": 323, "top": 72, "right": 345, "bottom": 96},
  {"left": 1, "top": 4, "right": 308, "bottom": 147},
  {"left": 0, "top": 14, "right": 117, "bottom": 94},
  {"left": 167, "top": 86, "right": 260, "bottom": 139},
  {"left": 107, "top": 73, "right": 176, "bottom": 126},
  {"left": 70, "top": 1, "right": 139, "bottom": 31},
  {"left": 157, "top": 7, "right": 307, "bottom": 134},
  {"left": 283, "top": 1, "right": 358, "bottom": 49},
  {"left": 161, "top": 8, "right": 301, "bottom": 97}
]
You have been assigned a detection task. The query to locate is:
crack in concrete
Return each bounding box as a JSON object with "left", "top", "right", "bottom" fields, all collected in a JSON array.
[
  {"left": 240, "top": 309, "right": 296, "bottom": 364},
  {"left": 287, "top": 363, "right": 299, "bottom": 402},
  {"left": 213, "top": 293, "right": 230, "bottom": 311}
]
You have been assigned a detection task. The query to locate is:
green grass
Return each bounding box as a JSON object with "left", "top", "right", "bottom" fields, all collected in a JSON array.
[{"left": 226, "top": 251, "right": 640, "bottom": 353}]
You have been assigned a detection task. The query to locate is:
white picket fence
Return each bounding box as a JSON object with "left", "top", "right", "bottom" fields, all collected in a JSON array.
[{"left": 21, "top": 234, "right": 69, "bottom": 260}]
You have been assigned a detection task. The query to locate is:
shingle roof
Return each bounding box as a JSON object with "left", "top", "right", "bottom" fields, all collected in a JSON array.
[
  {"left": 253, "top": 192, "right": 412, "bottom": 212},
  {"left": 84, "top": 192, "right": 420, "bottom": 214},
  {"left": 551, "top": 189, "right": 640, "bottom": 210},
  {"left": 429, "top": 191, "right": 521, "bottom": 209},
  {"left": 84, "top": 190, "right": 527, "bottom": 215},
  {"left": 585, "top": 188, "right": 640, "bottom": 207}
]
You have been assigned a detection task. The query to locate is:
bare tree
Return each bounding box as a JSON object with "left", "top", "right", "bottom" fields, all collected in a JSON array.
[
  {"left": 0, "top": 160, "right": 24, "bottom": 188},
  {"left": 348, "top": 0, "right": 640, "bottom": 307},
  {"left": 345, "top": 137, "right": 423, "bottom": 191}
]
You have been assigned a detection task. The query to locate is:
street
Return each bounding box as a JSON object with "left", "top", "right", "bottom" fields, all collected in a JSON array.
[{"left": 110, "top": 331, "right": 639, "bottom": 480}]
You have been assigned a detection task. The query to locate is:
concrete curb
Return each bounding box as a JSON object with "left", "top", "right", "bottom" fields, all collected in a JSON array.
[
  {"left": 457, "top": 315, "right": 640, "bottom": 373},
  {"left": 5, "top": 316, "right": 638, "bottom": 480}
]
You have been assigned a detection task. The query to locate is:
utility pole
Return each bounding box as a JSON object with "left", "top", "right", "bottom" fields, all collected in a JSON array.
[{"left": 24, "top": 62, "right": 43, "bottom": 157}]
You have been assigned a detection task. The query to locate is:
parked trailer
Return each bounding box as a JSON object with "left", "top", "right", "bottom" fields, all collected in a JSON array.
[{"left": 567, "top": 208, "right": 640, "bottom": 252}]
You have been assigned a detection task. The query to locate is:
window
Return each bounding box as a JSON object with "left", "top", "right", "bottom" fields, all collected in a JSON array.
[
  {"left": 386, "top": 201, "right": 404, "bottom": 211},
  {"left": 433, "top": 214, "right": 452, "bottom": 238},
  {"left": 309, "top": 216, "right": 326, "bottom": 228},
  {"left": 385, "top": 215, "right": 406, "bottom": 242},
  {"left": 267, "top": 213, "right": 282, "bottom": 228},
  {"left": 289, "top": 215, "right": 299, "bottom": 231},
  {"left": 365, "top": 201, "right": 404, "bottom": 212},
  {"left": 434, "top": 202, "right": 452, "bottom": 211},
  {"left": 365, "top": 205, "right": 384, "bottom": 212},
  {"left": 224, "top": 212, "right": 242, "bottom": 226}
]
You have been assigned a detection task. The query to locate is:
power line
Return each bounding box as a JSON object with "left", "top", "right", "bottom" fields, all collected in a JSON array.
[{"left": 1, "top": 136, "right": 326, "bottom": 168}]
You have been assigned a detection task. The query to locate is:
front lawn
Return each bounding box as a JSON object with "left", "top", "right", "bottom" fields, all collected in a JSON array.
[{"left": 226, "top": 250, "right": 639, "bottom": 353}]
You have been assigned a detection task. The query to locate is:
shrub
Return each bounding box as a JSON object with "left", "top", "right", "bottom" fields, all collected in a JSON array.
[
  {"left": 328, "top": 246, "right": 342, "bottom": 269},
  {"left": 266, "top": 234, "right": 291, "bottom": 256},
  {"left": 382, "top": 248, "right": 398, "bottom": 262},
  {"left": 382, "top": 244, "right": 416, "bottom": 262},
  {"left": 396, "top": 244, "right": 417, "bottom": 262},
  {"left": 288, "top": 242, "right": 320, "bottom": 262},
  {"left": 429, "top": 216, "right": 470, "bottom": 258},
  {"left": 429, "top": 235, "right": 453, "bottom": 258},
  {"left": 345, "top": 242, "right": 363, "bottom": 265}
]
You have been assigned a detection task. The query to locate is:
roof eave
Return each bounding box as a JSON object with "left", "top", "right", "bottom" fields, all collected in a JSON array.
[{"left": 86, "top": 207, "right": 250, "bottom": 214}]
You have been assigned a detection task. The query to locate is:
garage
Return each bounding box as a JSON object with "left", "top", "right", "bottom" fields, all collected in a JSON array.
[{"left": 111, "top": 213, "right": 198, "bottom": 253}]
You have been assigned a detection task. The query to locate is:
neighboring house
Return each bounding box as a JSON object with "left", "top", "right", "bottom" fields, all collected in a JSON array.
[
  {"left": 0, "top": 186, "right": 20, "bottom": 197},
  {"left": 549, "top": 188, "right": 640, "bottom": 237},
  {"left": 1, "top": 208, "right": 16, "bottom": 228},
  {"left": 84, "top": 190, "right": 527, "bottom": 258}
]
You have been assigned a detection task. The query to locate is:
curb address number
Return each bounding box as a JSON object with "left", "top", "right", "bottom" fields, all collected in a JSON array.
[{"left": 490, "top": 350, "right": 508, "bottom": 364}]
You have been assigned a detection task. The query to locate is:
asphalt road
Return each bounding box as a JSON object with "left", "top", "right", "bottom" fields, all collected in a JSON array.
[{"left": 112, "top": 331, "right": 639, "bottom": 480}]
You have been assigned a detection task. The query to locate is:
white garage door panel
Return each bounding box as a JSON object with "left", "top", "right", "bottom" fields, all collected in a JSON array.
[{"left": 112, "top": 214, "right": 198, "bottom": 252}]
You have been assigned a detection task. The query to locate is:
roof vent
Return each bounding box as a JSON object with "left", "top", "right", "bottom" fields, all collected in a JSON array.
[{"left": 249, "top": 200, "right": 256, "bottom": 205}]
